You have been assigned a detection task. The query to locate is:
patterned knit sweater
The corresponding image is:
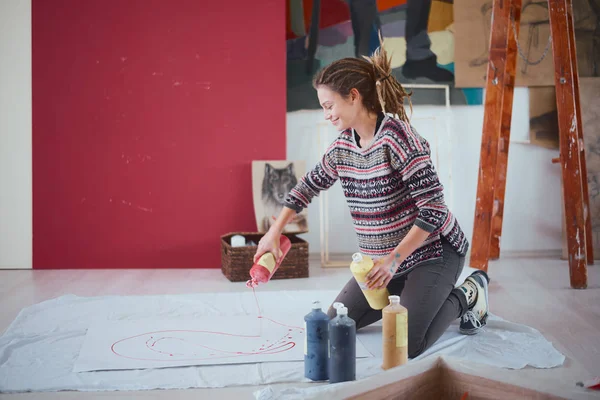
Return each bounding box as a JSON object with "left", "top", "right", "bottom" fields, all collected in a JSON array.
[{"left": 283, "top": 115, "right": 469, "bottom": 276}]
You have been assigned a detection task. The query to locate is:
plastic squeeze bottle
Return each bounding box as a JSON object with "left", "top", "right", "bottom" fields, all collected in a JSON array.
[
  {"left": 332, "top": 302, "right": 343, "bottom": 313},
  {"left": 350, "top": 252, "right": 390, "bottom": 310},
  {"left": 303, "top": 300, "right": 330, "bottom": 381},
  {"left": 328, "top": 306, "right": 356, "bottom": 384},
  {"left": 382, "top": 295, "right": 408, "bottom": 370},
  {"left": 246, "top": 235, "right": 292, "bottom": 288}
]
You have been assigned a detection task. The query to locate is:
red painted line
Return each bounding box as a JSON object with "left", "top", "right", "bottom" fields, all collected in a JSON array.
[{"left": 109, "top": 287, "right": 305, "bottom": 363}]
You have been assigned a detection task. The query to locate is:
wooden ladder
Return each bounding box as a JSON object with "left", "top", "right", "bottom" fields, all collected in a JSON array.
[{"left": 470, "top": 0, "right": 593, "bottom": 288}]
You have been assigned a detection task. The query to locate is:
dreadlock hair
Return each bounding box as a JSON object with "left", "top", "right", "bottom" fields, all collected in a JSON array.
[{"left": 312, "top": 37, "right": 412, "bottom": 123}]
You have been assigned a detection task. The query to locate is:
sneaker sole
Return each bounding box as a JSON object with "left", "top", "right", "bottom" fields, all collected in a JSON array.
[
  {"left": 459, "top": 271, "right": 490, "bottom": 335},
  {"left": 459, "top": 312, "right": 488, "bottom": 335},
  {"left": 472, "top": 269, "right": 490, "bottom": 284}
]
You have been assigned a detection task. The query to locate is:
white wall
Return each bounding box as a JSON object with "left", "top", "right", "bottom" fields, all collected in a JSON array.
[
  {"left": 287, "top": 88, "right": 564, "bottom": 263},
  {"left": 0, "top": 0, "right": 32, "bottom": 269}
]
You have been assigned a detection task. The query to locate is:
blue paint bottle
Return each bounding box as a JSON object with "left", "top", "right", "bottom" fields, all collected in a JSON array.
[
  {"left": 328, "top": 305, "right": 356, "bottom": 383},
  {"left": 304, "top": 300, "right": 330, "bottom": 381}
]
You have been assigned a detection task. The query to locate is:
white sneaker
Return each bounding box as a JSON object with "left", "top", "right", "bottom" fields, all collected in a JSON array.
[{"left": 458, "top": 270, "right": 490, "bottom": 335}]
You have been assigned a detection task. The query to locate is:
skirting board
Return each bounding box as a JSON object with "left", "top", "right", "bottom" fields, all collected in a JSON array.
[
  {"left": 311, "top": 253, "right": 353, "bottom": 268},
  {"left": 310, "top": 249, "right": 565, "bottom": 269}
]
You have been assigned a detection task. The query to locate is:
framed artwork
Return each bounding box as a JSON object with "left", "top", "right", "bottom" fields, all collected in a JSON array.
[{"left": 252, "top": 160, "right": 309, "bottom": 234}]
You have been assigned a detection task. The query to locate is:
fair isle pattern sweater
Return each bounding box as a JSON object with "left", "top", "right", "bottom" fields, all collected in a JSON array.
[{"left": 283, "top": 115, "right": 469, "bottom": 276}]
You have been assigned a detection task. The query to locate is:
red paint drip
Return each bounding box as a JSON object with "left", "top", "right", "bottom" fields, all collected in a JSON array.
[
  {"left": 252, "top": 286, "right": 262, "bottom": 317},
  {"left": 109, "top": 286, "right": 305, "bottom": 363}
]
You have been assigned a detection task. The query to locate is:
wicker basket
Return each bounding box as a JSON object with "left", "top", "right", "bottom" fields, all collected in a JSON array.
[{"left": 221, "top": 232, "right": 309, "bottom": 282}]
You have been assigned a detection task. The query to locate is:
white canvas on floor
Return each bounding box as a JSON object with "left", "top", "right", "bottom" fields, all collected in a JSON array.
[
  {"left": 0, "top": 282, "right": 566, "bottom": 393},
  {"left": 74, "top": 316, "right": 371, "bottom": 372}
]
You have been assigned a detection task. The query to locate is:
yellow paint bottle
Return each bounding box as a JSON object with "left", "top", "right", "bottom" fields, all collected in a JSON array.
[
  {"left": 382, "top": 295, "right": 408, "bottom": 370},
  {"left": 349, "top": 252, "right": 389, "bottom": 310}
]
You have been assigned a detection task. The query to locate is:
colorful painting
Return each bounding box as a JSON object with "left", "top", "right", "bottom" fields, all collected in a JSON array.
[{"left": 286, "top": 0, "right": 484, "bottom": 111}]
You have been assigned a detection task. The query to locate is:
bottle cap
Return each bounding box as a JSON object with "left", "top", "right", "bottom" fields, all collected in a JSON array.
[
  {"left": 333, "top": 302, "right": 344, "bottom": 310},
  {"left": 352, "top": 253, "right": 363, "bottom": 263},
  {"left": 312, "top": 300, "right": 321, "bottom": 310},
  {"left": 337, "top": 306, "right": 348, "bottom": 316},
  {"left": 389, "top": 295, "right": 400, "bottom": 304}
]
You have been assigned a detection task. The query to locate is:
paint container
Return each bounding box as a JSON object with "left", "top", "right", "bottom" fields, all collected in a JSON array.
[
  {"left": 328, "top": 306, "right": 356, "bottom": 383},
  {"left": 304, "top": 300, "right": 330, "bottom": 381},
  {"left": 230, "top": 235, "right": 246, "bottom": 247},
  {"left": 350, "top": 252, "right": 389, "bottom": 310},
  {"left": 332, "top": 302, "right": 344, "bottom": 313},
  {"left": 382, "top": 295, "right": 408, "bottom": 370},
  {"left": 246, "top": 235, "right": 292, "bottom": 288}
]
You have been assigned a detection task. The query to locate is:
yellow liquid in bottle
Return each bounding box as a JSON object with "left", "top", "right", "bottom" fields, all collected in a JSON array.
[
  {"left": 257, "top": 252, "right": 276, "bottom": 273},
  {"left": 350, "top": 253, "right": 390, "bottom": 310},
  {"left": 382, "top": 295, "right": 408, "bottom": 370}
]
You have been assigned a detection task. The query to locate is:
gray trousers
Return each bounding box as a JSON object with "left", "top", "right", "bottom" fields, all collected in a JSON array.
[
  {"left": 347, "top": 0, "right": 435, "bottom": 61},
  {"left": 327, "top": 238, "right": 467, "bottom": 358},
  {"left": 405, "top": 0, "right": 436, "bottom": 61}
]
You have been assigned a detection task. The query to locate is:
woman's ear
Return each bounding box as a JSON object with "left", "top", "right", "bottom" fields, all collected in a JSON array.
[{"left": 349, "top": 88, "right": 360, "bottom": 103}]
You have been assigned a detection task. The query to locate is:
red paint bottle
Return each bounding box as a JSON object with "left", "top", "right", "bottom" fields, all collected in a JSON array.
[{"left": 246, "top": 235, "right": 292, "bottom": 288}]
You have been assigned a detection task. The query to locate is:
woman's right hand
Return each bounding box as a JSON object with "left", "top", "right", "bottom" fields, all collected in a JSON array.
[{"left": 253, "top": 229, "right": 283, "bottom": 264}]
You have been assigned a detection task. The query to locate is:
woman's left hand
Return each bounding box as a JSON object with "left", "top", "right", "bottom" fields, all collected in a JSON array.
[{"left": 365, "top": 253, "right": 397, "bottom": 289}]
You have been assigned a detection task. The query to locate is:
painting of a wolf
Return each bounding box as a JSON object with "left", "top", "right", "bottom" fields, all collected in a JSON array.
[{"left": 252, "top": 161, "right": 308, "bottom": 233}]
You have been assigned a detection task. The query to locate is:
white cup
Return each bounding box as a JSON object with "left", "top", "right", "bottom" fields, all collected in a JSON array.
[{"left": 231, "top": 235, "right": 246, "bottom": 247}]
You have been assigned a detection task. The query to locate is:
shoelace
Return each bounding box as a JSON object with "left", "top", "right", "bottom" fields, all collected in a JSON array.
[{"left": 461, "top": 310, "right": 482, "bottom": 328}]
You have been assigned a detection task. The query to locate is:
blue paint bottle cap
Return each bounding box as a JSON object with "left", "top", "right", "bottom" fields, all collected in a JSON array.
[
  {"left": 337, "top": 306, "right": 348, "bottom": 316},
  {"left": 312, "top": 300, "right": 321, "bottom": 310}
]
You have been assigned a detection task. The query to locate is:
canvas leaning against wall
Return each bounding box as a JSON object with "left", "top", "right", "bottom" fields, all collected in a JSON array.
[
  {"left": 527, "top": 0, "right": 599, "bottom": 149},
  {"left": 454, "top": 0, "right": 599, "bottom": 149},
  {"left": 286, "top": 0, "right": 484, "bottom": 110},
  {"left": 252, "top": 161, "right": 308, "bottom": 234},
  {"left": 563, "top": 78, "right": 600, "bottom": 259},
  {"left": 454, "top": 0, "right": 599, "bottom": 88}
]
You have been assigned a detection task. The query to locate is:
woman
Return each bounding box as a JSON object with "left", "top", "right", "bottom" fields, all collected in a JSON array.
[{"left": 253, "top": 44, "right": 489, "bottom": 358}]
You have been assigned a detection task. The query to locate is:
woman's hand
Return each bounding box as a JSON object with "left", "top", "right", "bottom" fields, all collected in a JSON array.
[
  {"left": 253, "top": 229, "right": 282, "bottom": 264},
  {"left": 365, "top": 252, "right": 401, "bottom": 289}
]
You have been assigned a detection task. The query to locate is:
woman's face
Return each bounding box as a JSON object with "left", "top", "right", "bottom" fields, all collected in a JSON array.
[{"left": 317, "top": 85, "right": 361, "bottom": 131}]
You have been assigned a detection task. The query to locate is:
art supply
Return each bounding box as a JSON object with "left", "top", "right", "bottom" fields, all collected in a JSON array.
[
  {"left": 246, "top": 235, "right": 292, "bottom": 288},
  {"left": 382, "top": 295, "right": 408, "bottom": 370},
  {"left": 332, "top": 302, "right": 344, "bottom": 313},
  {"left": 303, "top": 300, "right": 330, "bottom": 381},
  {"left": 350, "top": 252, "right": 389, "bottom": 310},
  {"left": 230, "top": 234, "right": 246, "bottom": 247},
  {"left": 328, "top": 306, "right": 356, "bottom": 384}
]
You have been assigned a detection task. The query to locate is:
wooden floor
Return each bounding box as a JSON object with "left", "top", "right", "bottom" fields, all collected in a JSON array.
[{"left": 0, "top": 254, "right": 599, "bottom": 399}]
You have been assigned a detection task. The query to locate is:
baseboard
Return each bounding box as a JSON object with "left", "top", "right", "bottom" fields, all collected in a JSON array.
[
  {"left": 309, "top": 249, "right": 567, "bottom": 266},
  {"left": 486, "top": 249, "right": 564, "bottom": 259}
]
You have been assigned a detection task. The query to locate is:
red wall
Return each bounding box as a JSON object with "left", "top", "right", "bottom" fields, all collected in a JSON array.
[{"left": 32, "top": 0, "right": 286, "bottom": 269}]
